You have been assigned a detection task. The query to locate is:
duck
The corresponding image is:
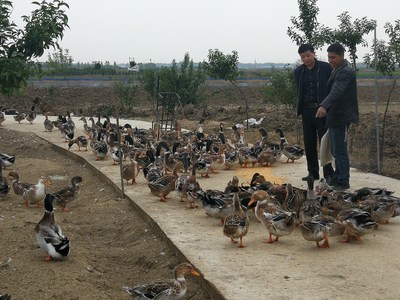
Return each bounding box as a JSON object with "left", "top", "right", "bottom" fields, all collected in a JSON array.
[
  {"left": 0, "top": 293, "right": 11, "bottom": 300},
  {"left": 35, "top": 193, "right": 70, "bottom": 261},
  {"left": 163, "top": 150, "right": 184, "bottom": 175},
  {"left": 360, "top": 199, "right": 397, "bottom": 225},
  {"left": 336, "top": 208, "right": 376, "bottom": 243},
  {"left": 238, "top": 146, "right": 261, "bottom": 168},
  {"left": 60, "top": 123, "right": 74, "bottom": 142},
  {"left": 13, "top": 112, "right": 26, "bottom": 123},
  {"left": 0, "top": 163, "right": 10, "bottom": 198},
  {"left": 68, "top": 135, "right": 88, "bottom": 151},
  {"left": 25, "top": 105, "right": 37, "bottom": 124},
  {"left": 53, "top": 176, "right": 83, "bottom": 212},
  {"left": 219, "top": 144, "right": 238, "bottom": 170},
  {"left": 250, "top": 173, "right": 288, "bottom": 205},
  {"left": 251, "top": 194, "right": 296, "bottom": 243},
  {"left": 224, "top": 176, "right": 240, "bottom": 194},
  {"left": 110, "top": 145, "right": 124, "bottom": 165},
  {"left": 299, "top": 177, "right": 326, "bottom": 222},
  {"left": 122, "top": 152, "right": 140, "bottom": 185},
  {"left": 188, "top": 188, "right": 236, "bottom": 223},
  {"left": 89, "top": 130, "right": 108, "bottom": 160},
  {"left": 299, "top": 218, "right": 334, "bottom": 248},
  {"left": 43, "top": 112, "right": 54, "bottom": 132},
  {"left": 247, "top": 189, "right": 282, "bottom": 211},
  {"left": 223, "top": 193, "right": 250, "bottom": 248},
  {"left": 79, "top": 116, "right": 93, "bottom": 136},
  {"left": 8, "top": 171, "right": 33, "bottom": 195},
  {"left": 22, "top": 177, "right": 49, "bottom": 208},
  {"left": 148, "top": 165, "right": 179, "bottom": 202},
  {"left": 283, "top": 183, "right": 307, "bottom": 217},
  {"left": 243, "top": 116, "right": 264, "bottom": 128},
  {"left": 33, "top": 96, "right": 54, "bottom": 115},
  {"left": 65, "top": 111, "right": 75, "bottom": 131},
  {"left": 0, "top": 152, "right": 16, "bottom": 169},
  {"left": 174, "top": 153, "right": 193, "bottom": 202},
  {"left": 257, "top": 128, "right": 280, "bottom": 152},
  {"left": 123, "top": 262, "right": 200, "bottom": 299},
  {"left": 256, "top": 147, "right": 279, "bottom": 167},
  {"left": 275, "top": 128, "right": 304, "bottom": 163},
  {"left": 184, "top": 174, "right": 202, "bottom": 209},
  {"left": 143, "top": 148, "right": 164, "bottom": 180},
  {"left": 193, "top": 139, "right": 217, "bottom": 178}
]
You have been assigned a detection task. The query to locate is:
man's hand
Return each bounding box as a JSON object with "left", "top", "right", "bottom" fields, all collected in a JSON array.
[{"left": 315, "top": 106, "right": 326, "bottom": 118}]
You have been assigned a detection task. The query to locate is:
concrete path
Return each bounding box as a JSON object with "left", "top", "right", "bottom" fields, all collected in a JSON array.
[{"left": 2, "top": 115, "right": 400, "bottom": 300}]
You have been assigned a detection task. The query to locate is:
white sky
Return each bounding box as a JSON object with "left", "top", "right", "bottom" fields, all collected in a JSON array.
[{"left": 10, "top": 0, "right": 400, "bottom": 64}]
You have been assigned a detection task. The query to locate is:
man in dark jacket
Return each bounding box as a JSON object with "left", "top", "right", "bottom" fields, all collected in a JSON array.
[
  {"left": 294, "top": 44, "right": 334, "bottom": 182},
  {"left": 316, "top": 43, "right": 359, "bottom": 190}
]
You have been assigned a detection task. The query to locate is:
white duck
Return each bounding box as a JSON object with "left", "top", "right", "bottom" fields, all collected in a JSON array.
[
  {"left": 22, "top": 177, "right": 49, "bottom": 208},
  {"left": 243, "top": 116, "right": 264, "bottom": 128}
]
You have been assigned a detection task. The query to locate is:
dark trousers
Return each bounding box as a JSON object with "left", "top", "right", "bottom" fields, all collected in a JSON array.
[
  {"left": 301, "top": 107, "right": 334, "bottom": 179},
  {"left": 329, "top": 124, "right": 350, "bottom": 184}
]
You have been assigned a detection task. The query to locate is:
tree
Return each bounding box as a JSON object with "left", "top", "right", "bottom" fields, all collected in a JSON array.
[
  {"left": 262, "top": 67, "right": 296, "bottom": 107},
  {"left": 0, "top": 0, "right": 69, "bottom": 95},
  {"left": 202, "top": 48, "right": 250, "bottom": 126},
  {"left": 364, "top": 20, "right": 400, "bottom": 171},
  {"left": 46, "top": 47, "right": 73, "bottom": 75},
  {"left": 287, "top": 0, "right": 331, "bottom": 49},
  {"left": 139, "top": 68, "right": 158, "bottom": 103},
  {"left": 113, "top": 79, "right": 139, "bottom": 112},
  {"left": 139, "top": 53, "right": 206, "bottom": 106},
  {"left": 332, "top": 12, "right": 376, "bottom": 70},
  {"left": 94, "top": 61, "right": 102, "bottom": 70}
]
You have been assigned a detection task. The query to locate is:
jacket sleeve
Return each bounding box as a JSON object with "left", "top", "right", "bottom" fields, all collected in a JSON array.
[{"left": 320, "top": 70, "right": 353, "bottom": 110}]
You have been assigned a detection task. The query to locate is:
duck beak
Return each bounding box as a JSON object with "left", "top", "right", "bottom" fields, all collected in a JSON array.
[
  {"left": 247, "top": 197, "right": 256, "bottom": 207},
  {"left": 44, "top": 178, "right": 53, "bottom": 187},
  {"left": 191, "top": 270, "right": 200, "bottom": 276}
]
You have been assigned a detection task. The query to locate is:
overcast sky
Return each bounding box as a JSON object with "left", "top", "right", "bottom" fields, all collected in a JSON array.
[{"left": 11, "top": 0, "right": 400, "bottom": 64}]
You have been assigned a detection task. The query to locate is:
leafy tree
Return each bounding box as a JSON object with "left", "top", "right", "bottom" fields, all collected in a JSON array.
[
  {"left": 287, "top": 0, "right": 331, "bottom": 49},
  {"left": 113, "top": 79, "right": 139, "bottom": 112},
  {"left": 139, "top": 53, "right": 206, "bottom": 106},
  {"left": 94, "top": 61, "right": 102, "bottom": 70},
  {"left": 262, "top": 67, "right": 299, "bottom": 141},
  {"left": 364, "top": 20, "right": 400, "bottom": 172},
  {"left": 139, "top": 68, "right": 158, "bottom": 104},
  {"left": 46, "top": 47, "right": 73, "bottom": 75},
  {"left": 332, "top": 12, "right": 376, "bottom": 70},
  {"left": 0, "top": 0, "right": 69, "bottom": 95},
  {"left": 202, "top": 48, "right": 250, "bottom": 126},
  {"left": 262, "top": 67, "right": 296, "bottom": 107}
]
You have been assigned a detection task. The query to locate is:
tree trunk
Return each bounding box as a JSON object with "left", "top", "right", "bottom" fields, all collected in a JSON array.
[
  {"left": 230, "top": 81, "right": 249, "bottom": 129},
  {"left": 379, "top": 78, "right": 396, "bottom": 169}
]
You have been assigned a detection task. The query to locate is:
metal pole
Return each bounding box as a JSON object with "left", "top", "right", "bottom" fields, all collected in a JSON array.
[{"left": 373, "top": 25, "right": 381, "bottom": 174}]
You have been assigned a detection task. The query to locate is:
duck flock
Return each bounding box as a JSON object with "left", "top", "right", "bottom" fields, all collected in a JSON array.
[{"left": 1, "top": 98, "right": 400, "bottom": 299}]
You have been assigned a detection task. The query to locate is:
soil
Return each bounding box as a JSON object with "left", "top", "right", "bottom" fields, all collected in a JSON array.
[{"left": 0, "top": 129, "right": 211, "bottom": 300}]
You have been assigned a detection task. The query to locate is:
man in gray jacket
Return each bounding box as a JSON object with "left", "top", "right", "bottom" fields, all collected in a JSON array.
[{"left": 315, "top": 43, "right": 359, "bottom": 190}]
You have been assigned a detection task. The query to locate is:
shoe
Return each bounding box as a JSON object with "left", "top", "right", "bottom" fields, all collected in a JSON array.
[
  {"left": 301, "top": 174, "right": 319, "bottom": 181},
  {"left": 325, "top": 176, "right": 335, "bottom": 186},
  {"left": 329, "top": 179, "right": 350, "bottom": 190},
  {"left": 332, "top": 183, "right": 350, "bottom": 191}
]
